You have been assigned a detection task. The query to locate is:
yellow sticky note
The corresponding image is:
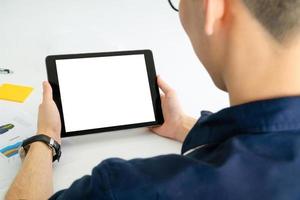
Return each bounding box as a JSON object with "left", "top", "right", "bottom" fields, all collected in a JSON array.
[{"left": 0, "top": 83, "right": 33, "bottom": 103}]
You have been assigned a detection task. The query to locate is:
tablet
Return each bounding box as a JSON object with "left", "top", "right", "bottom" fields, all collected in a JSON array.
[{"left": 46, "top": 50, "right": 164, "bottom": 137}]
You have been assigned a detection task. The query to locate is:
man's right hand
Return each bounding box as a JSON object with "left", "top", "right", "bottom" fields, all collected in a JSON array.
[{"left": 150, "top": 76, "right": 197, "bottom": 142}]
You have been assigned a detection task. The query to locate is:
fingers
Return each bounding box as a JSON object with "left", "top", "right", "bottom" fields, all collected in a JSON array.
[
  {"left": 42, "top": 81, "right": 53, "bottom": 102},
  {"left": 157, "top": 76, "right": 174, "bottom": 95},
  {"left": 149, "top": 126, "right": 159, "bottom": 134}
]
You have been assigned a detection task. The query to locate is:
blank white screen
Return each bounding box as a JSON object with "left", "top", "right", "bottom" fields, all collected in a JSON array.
[{"left": 56, "top": 54, "right": 155, "bottom": 133}]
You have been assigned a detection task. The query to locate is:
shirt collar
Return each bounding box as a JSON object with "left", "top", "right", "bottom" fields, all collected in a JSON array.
[{"left": 182, "top": 96, "right": 300, "bottom": 154}]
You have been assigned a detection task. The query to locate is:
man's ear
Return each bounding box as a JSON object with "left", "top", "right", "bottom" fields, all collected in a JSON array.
[{"left": 204, "top": 0, "right": 226, "bottom": 35}]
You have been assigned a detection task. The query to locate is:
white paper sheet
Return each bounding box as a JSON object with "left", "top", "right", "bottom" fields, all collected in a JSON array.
[{"left": 0, "top": 107, "right": 35, "bottom": 192}]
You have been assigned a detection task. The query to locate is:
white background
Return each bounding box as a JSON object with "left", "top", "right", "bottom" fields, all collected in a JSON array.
[
  {"left": 56, "top": 55, "right": 155, "bottom": 132},
  {"left": 0, "top": 0, "right": 228, "bottom": 197}
]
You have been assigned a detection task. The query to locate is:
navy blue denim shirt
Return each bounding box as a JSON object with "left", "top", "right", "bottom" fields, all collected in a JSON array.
[{"left": 50, "top": 97, "right": 300, "bottom": 200}]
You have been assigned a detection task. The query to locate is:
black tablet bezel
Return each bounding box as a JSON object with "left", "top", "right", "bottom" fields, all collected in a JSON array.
[{"left": 46, "top": 50, "right": 164, "bottom": 138}]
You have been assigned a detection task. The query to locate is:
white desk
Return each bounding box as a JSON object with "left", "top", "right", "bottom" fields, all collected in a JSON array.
[{"left": 0, "top": 0, "right": 228, "bottom": 197}]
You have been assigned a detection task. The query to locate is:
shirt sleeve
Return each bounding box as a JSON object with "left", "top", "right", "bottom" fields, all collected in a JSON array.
[
  {"left": 181, "top": 110, "right": 213, "bottom": 154},
  {"left": 49, "top": 160, "right": 114, "bottom": 200},
  {"left": 49, "top": 155, "right": 195, "bottom": 200}
]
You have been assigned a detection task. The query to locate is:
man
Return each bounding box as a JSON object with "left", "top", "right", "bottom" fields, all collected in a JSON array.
[{"left": 5, "top": 0, "right": 300, "bottom": 199}]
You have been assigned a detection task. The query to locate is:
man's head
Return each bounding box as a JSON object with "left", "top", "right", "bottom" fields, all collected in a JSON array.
[
  {"left": 179, "top": 0, "right": 300, "bottom": 93},
  {"left": 243, "top": 0, "right": 300, "bottom": 41}
]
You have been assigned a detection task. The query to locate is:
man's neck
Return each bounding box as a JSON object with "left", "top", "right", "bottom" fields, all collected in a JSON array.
[{"left": 225, "top": 35, "right": 300, "bottom": 106}]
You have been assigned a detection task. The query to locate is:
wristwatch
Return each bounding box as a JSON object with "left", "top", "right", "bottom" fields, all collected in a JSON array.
[{"left": 19, "top": 134, "right": 61, "bottom": 162}]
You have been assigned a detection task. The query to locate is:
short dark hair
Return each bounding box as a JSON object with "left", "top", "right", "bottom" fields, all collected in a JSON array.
[{"left": 243, "top": 0, "right": 300, "bottom": 41}]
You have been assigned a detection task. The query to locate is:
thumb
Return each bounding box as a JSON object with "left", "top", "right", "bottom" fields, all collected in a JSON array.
[
  {"left": 42, "top": 81, "right": 53, "bottom": 102},
  {"left": 157, "top": 76, "right": 174, "bottom": 95}
]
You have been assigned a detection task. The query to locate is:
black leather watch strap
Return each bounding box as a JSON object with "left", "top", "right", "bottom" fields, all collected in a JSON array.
[{"left": 22, "top": 134, "right": 61, "bottom": 162}]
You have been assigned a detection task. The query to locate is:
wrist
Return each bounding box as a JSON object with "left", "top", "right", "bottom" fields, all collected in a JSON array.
[
  {"left": 175, "top": 115, "right": 197, "bottom": 142},
  {"left": 37, "top": 129, "right": 61, "bottom": 144},
  {"left": 28, "top": 142, "right": 52, "bottom": 157},
  {"left": 21, "top": 134, "right": 62, "bottom": 162}
]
